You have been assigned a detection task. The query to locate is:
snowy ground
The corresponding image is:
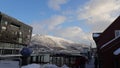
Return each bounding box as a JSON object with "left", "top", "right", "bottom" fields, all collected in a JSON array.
[
  {"left": 21, "top": 64, "right": 69, "bottom": 68},
  {"left": 22, "top": 59, "right": 95, "bottom": 68},
  {"left": 86, "top": 58, "right": 94, "bottom": 68}
]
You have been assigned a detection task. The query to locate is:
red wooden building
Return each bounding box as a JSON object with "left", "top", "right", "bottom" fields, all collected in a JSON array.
[{"left": 93, "top": 16, "right": 120, "bottom": 68}]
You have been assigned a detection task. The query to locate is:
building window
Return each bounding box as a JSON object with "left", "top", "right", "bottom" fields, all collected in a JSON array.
[
  {"left": 1, "top": 19, "right": 8, "bottom": 26},
  {"left": 27, "top": 35, "right": 30, "bottom": 39},
  {"left": 115, "top": 30, "right": 120, "bottom": 38},
  {"left": 18, "top": 31, "right": 22, "bottom": 38},
  {"left": 29, "top": 30, "right": 31, "bottom": 33},
  {"left": 18, "top": 38, "right": 22, "bottom": 43},
  {"left": 10, "top": 23, "right": 20, "bottom": 30},
  {"left": 1, "top": 26, "right": 6, "bottom": 31},
  {"left": 15, "top": 31, "right": 18, "bottom": 35},
  {"left": 33, "top": 56, "right": 36, "bottom": 62},
  {"left": 3, "top": 49, "right": 12, "bottom": 54},
  {"left": 19, "top": 32, "right": 22, "bottom": 35},
  {"left": 5, "top": 21, "right": 8, "bottom": 25}
]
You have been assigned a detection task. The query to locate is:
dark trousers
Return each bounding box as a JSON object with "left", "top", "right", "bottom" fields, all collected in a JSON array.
[
  {"left": 80, "top": 64, "right": 85, "bottom": 68},
  {"left": 94, "top": 64, "right": 98, "bottom": 68}
]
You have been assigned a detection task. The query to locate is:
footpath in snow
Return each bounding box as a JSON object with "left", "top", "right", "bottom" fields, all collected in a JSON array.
[
  {"left": 86, "top": 58, "right": 95, "bottom": 68},
  {"left": 22, "top": 58, "right": 95, "bottom": 68},
  {"left": 22, "top": 64, "right": 69, "bottom": 68}
]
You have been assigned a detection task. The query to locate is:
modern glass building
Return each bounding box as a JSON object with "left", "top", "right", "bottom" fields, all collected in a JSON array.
[{"left": 0, "top": 12, "right": 32, "bottom": 55}]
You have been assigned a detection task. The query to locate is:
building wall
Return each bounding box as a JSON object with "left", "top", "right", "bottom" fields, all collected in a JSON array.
[
  {"left": 0, "top": 12, "right": 32, "bottom": 45},
  {"left": 0, "top": 12, "right": 32, "bottom": 55},
  {"left": 97, "top": 16, "right": 120, "bottom": 48},
  {"left": 93, "top": 16, "right": 120, "bottom": 68}
]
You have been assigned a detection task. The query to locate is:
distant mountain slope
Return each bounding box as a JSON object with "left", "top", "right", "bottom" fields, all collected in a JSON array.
[{"left": 30, "top": 34, "right": 88, "bottom": 53}]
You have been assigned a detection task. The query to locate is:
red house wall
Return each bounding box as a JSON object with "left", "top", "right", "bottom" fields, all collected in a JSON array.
[
  {"left": 97, "top": 16, "right": 120, "bottom": 48},
  {"left": 93, "top": 16, "right": 120, "bottom": 68}
]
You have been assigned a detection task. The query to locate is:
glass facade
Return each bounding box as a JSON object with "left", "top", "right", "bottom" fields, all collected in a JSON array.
[
  {"left": 0, "top": 14, "right": 32, "bottom": 45},
  {"left": 0, "top": 12, "right": 32, "bottom": 56},
  {"left": 0, "top": 42, "right": 24, "bottom": 55}
]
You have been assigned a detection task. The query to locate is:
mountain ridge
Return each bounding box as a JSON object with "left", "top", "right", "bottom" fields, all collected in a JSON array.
[{"left": 30, "top": 34, "right": 89, "bottom": 53}]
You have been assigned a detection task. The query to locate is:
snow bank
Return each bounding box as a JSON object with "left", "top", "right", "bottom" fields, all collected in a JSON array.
[
  {"left": 42, "top": 64, "right": 58, "bottom": 68},
  {"left": 21, "top": 64, "right": 40, "bottom": 68},
  {"left": 113, "top": 48, "right": 120, "bottom": 55},
  {"left": 21, "top": 64, "right": 69, "bottom": 68},
  {"left": 60, "top": 65, "right": 69, "bottom": 68}
]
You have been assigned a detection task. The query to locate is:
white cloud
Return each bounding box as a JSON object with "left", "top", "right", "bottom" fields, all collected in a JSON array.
[
  {"left": 32, "top": 0, "right": 120, "bottom": 47},
  {"left": 48, "top": 0, "right": 68, "bottom": 10},
  {"left": 53, "top": 26, "right": 91, "bottom": 44},
  {"left": 46, "top": 15, "right": 66, "bottom": 30},
  {"left": 31, "top": 15, "right": 66, "bottom": 34},
  {"left": 78, "top": 0, "right": 120, "bottom": 32},
  {"left": 61, "top": 9, "right": 78, "bottom": 22}
]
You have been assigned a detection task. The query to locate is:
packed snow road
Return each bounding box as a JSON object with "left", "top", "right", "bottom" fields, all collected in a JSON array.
[{"left": 21, "top": 64, "right": 69, "bottom": 68}]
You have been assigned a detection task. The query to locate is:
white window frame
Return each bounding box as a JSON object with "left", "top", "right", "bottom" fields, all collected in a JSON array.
[{"left": 115, "top": 30, "right": 120, "bottom": 38}]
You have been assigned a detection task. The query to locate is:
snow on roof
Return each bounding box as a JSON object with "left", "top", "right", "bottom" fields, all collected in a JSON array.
[
  {"left": 93, "top": 33, "right": 101, "bottom": 37},
  {"left": 113, "top": 48, "right": 120, "bottom": 55},
  {"left": 100, "top": 35, "right": 120, "bottom": 49}
]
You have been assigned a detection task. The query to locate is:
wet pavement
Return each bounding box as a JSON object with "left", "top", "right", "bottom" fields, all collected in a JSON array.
[{"left": 86, "top": 58, "right": 94, "bottom": 68}]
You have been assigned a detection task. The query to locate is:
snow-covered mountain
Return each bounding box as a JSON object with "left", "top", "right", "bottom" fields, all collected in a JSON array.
[{"left": 30, "top": 34, "right": 89, "bottom": 53}]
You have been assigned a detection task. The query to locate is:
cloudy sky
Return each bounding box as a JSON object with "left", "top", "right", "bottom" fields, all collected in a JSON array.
[{"left": 0, "top": 0, "right": 120, "bottom": 47}]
